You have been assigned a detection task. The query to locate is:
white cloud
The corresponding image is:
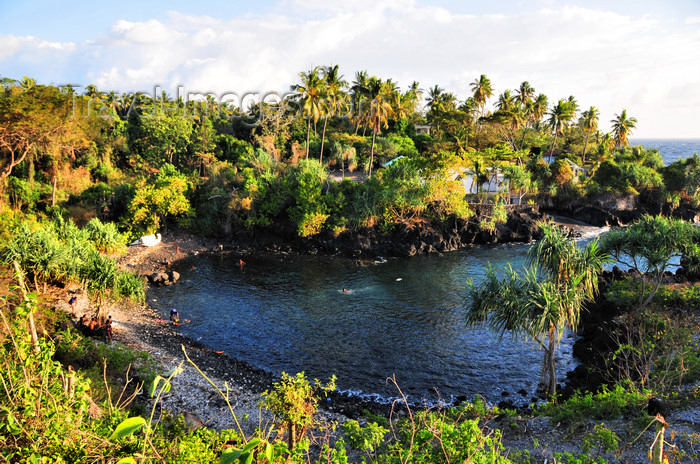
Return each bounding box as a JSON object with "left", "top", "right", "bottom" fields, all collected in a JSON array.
[{"left": 1, "top": 3, "right": 699, "bottom": 137}]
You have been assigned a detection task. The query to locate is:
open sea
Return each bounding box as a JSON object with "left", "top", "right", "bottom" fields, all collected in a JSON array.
[{"left": 630, "top": 138, "right": 700, "bottom": 165}]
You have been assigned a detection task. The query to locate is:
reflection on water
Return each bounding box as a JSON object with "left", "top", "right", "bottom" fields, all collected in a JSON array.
[{"left": 149, "top": 244, "right": 579, "bottom": 404}]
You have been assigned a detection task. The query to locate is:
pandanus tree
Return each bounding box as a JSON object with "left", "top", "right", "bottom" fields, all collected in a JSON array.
[
  {"left": 601, "top": 215, "right": 700, "bottom": 309},
  {"left": 466, "top": 223, "right": 608, "bottom": 396}
]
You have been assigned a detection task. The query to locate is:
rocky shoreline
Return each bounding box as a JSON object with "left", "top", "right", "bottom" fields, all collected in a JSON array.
[
  {"left": 57, "top": 211, "right": 699, "bottom": 463},
  {"left": 223, "top": 204, "right": 546, "bottom": 258}
]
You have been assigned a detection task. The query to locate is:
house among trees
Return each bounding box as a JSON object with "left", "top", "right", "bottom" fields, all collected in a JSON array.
[
  {"left": 414, "top": 124, "right": 431, "bottom": 135},
  {"left": 453, "top": 168, "right": 508, "bottom": 198}
]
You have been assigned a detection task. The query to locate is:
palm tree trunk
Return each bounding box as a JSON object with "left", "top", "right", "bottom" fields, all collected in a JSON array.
[
  {"left": 582, "top": 132, "right": 590, "bottom": 166},
  {"left": 320, "top": 116, "right": 328, "bottom": 163},
  {"left": 549, "top": 132, "right": 558, "bottom": 164},
  {"left": 305, "top": 117, "right": 311, "bottom": 159},
  {"left": 369, "top": 126, "right": 377, "bottom": 178}
]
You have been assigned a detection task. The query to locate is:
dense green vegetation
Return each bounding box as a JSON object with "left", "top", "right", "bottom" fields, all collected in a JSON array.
[
  {"left": 2, "top": 70, "right": 700, "bottom": 463},
  {"left": 3, "top": 70, "right": 700, "bottom": 242}
]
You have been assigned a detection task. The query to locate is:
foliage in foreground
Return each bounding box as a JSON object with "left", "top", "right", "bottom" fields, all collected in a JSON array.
[{"left": 536, "top": 384, "right": 650, "bottom": 425}]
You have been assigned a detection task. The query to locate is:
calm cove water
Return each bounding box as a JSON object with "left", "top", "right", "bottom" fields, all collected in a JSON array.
[
  {"left": 149, "top": 243, "right": 579, "bottom": 405},
  {"left": 149, "top": 140, "right": 700, "bottom": 404}
]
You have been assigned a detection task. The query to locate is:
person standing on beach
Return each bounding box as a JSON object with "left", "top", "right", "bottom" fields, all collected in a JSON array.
[
  {"left": 170, "top": 308, "right": 180, "bottom": 324},
  {"left": 105, "top": 316, "right": 113, "bottom": 343}
]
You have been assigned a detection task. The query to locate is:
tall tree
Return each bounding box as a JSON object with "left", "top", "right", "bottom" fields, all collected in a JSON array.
[
  {"left": 611, "top": 109, "right": 638, "bottom": 148},
  {"left": 0, "top": 85, "right": 87, "bottom": 182},
  {"left": 350, "top": 70, "right": 369, "bottom": 135},
  {"left": 470, "top": 74, "right": 494, "bottom": 118},
  {"left": 601, "top": 215, "right": 700, "bottom": 308},
  {"left": 547, "top": 98, "right": 577, "bottom": 160},
  {"left": 292, "top": 67, "right": 327, "bottom": 159},
  {"left": 367, "top": 80, "right": 394, "bottom": 177},
  {"left": 515, "top": 81, "right": 535, "bottom": 106},
  {"left": 319, "top": 64, "right": 347, "bottom": 163},
  {"left": 466, "top": 223, "right": 608, "bottom": 396},
  {"left": 579, "top": 106, "right": 599, "bottom": 165}
]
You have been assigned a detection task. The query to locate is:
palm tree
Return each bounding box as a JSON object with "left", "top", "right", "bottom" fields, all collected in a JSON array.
[
  {"left": 84, "top": 84, "right": 100, "bottom": 100},
  {"left": 20, "top": 76, "right": 36, "bottom": 90},
  {"left": 426, "top": 85, "right": 444, "bottom": 135},
  {"left": 495, "top": 89, "right": 516, "bottom": 112},
  {"left": 319, "top": 64, "right": 347, "bottom": 162},
  {"left": 406, "top": 81, "right": 423, "bottom": 112},
  {"left": 292, "top": 67, "right": 327, "bottom": 159},
  {"left": 516, "top": 81, "right": 535, "bottom": 106},
  {"left": 529, "top": 93, "right": 549, "bottom": 128},
  {"left": 469, "top": 157, "right": 491, "bottom": 197},
  {"left": 611, "top": 109, "right": 638, "bottom": 148},
  {"left": 367, "top": 80, "right": 394, "bottom": 177},
  {"left": 466, "top": 223, "right": 608, "bottom": 396},
  {"left": 579, "top": 106, "right": 600, "bottom": 165},
  {"left": 470, "top": 74, "right": 494, "bottom": 118},
  {"left": 350, "top": 70, "right": 369, "bottom": 135},
  {"left": 547, "top": 98, "right": 577, "bottom": 161}
]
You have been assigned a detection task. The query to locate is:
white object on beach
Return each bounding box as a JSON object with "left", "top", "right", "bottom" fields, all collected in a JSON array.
[{"left": 129, "top": 233, "right": 162, "bottom": 247}]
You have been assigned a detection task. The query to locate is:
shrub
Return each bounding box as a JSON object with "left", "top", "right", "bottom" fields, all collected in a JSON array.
[
  {"left": 261, "top": 372, "right": 336, "bottom": 450},
  {"left": 536, "top": 384, "right": 649, "bottom": 424},
  {"left": 84, "top": 217, "right": 124, "bottom": 254},
  {"left": 7, "top": 176, "right": 40, "bottom": 210}
]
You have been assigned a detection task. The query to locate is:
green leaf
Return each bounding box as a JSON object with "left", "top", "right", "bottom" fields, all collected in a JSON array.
[
  {"left": 242, "top": 452, "right": 253, "bottom": 464},
  {"left": 150, "top": 375, "right": 165, "bottom": 397},
  {"left": 115, "top": 458, "right": 138, "bottom": 464},
  {"left": 240, "top": 438, "right": 262, "bottom": 454},
  {"left": 264, "top": 442, "right": 273, "bottom": 461},
  {"left": 219, "top": 449, "right": 243, "bottom": 464},
  {"left": 109, "top": 416, "right": 147, "bottom": 440}
]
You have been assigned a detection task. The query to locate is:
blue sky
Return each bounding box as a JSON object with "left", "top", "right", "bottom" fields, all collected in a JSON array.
[{"left": 2, "top": 0, "right": 699, "bottom": 137}]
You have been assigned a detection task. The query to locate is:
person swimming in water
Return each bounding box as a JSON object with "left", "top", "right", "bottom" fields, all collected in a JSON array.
[{"left": 169, "top": 308, "right": 180, "bottom": 324}]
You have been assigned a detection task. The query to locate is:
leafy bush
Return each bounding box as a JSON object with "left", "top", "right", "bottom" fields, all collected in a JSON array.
[
  {"left": 126, "top": 164, "right": 194, "bottom": 236},
  {"left": 84, "top": 217, "right": 124, "bottom": 254},
  {"left": 8, "top": 176, "right": 40, "bottom": 210},
  {"left": 536, "top": 384, "right": 649, "bottom": 424},
  {"left": 261, "top": 371, "right": 336, "bottom": 449},
  {"left": 0, "top": 218, "right": 143, "bottom": 300}
]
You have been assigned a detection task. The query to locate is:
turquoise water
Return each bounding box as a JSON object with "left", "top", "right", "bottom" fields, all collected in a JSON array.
[
  {"left": 630, "top": 138, "right": 700, "bottom": 165},
  {"left": 150, "top": 244, "right": 579, "bottom": 405}
]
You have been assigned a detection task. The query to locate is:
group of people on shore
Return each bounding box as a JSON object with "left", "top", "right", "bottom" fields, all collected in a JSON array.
[{"left": 77, "top": 314, "right": 113, "bottom": 342}]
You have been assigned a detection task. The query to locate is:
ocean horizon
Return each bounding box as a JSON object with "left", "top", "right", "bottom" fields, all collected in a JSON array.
[{"left": 630, "top": 138, "right": 700, "bottom": 165}]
